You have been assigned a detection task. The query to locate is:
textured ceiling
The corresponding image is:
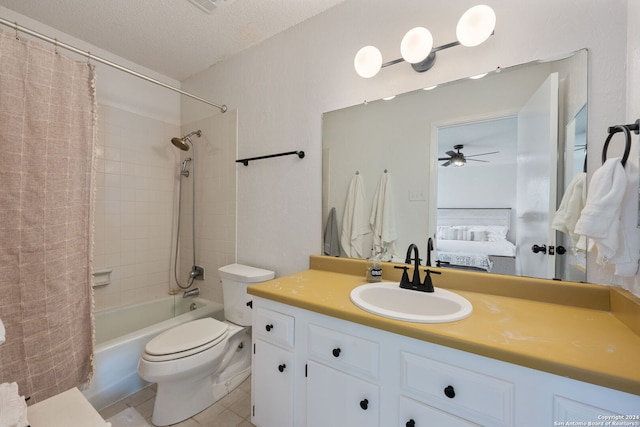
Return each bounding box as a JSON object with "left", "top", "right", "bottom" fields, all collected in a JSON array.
[{"left": 0, "top": 0, "right": 344, "bottom": 81}]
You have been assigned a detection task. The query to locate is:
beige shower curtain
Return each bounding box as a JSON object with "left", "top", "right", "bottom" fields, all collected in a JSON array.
[{"left": 0, "top": 28, "right": 96, "bottom": 403}]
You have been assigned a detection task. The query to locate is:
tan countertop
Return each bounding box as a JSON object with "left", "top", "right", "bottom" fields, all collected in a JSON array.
[{"left": 247, "top": 255, "right": 640, "bottom": 396}]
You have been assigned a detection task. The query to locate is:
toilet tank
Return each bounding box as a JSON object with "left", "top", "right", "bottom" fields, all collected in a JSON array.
[{"left": 218, "top": 264, "right": 275, "bottom": 326}]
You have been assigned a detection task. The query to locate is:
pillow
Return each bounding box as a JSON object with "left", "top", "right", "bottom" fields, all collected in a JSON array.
[
  {"left": 468, "top": 225, "right": 508, "bottom": 242},
  {"left": 437, "top": 226, "right": 488, "bottom": 242}
]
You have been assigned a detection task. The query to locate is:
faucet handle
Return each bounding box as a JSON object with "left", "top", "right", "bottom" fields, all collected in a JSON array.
[
  {"left": 394, "top": 265, "right": 411, "bottom": 289},
  {"left": 420, "top": 269, "right": 441, "bottom": 293}
]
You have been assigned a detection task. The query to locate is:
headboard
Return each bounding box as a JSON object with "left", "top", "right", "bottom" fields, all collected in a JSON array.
[{"left": 437, "top": 208, "right": 513, "bottom": 240}]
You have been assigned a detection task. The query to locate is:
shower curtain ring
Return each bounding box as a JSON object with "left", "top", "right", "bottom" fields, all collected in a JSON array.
[
  {"left": 14, "top": 22, "right": 19, "bottom": 40},
  {"left": 54, "top": 38, "right": 58, "bottom": 55},
  {"left": 87, "top": 51, "right": 91, "bottom": 64}
]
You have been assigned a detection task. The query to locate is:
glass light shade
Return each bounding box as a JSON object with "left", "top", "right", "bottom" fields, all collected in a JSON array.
[
  {"left": 400, "top": 27, "right": 433, "bottom": 64},
  {"left": 456, "top": 5, "right": 496, "bottom": 47},
  {"left": 354, "top": 46, "right": 382, "bottom": 78}
]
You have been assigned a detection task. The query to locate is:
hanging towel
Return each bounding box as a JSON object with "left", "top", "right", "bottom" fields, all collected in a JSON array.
[
  {"left": 574, "top": 157, "right": 639, "bottom": 276},
  {"left": 552, "top": 172, "right": 587, "bottom": 249},
  {"left": 340, "top": 174, "right": 370, "bottom": 258},
  {"left": 369, "top": 172, "right": 397, "bottom": 257},
  {"left": 324, "top": 207, "right": 340, "bottom": 256},
  {"left": 0, "top": 319, "right": 4, "bottom": 345},
  {"left": 0, "top": 382, "right": 29, "bottom": 427}
]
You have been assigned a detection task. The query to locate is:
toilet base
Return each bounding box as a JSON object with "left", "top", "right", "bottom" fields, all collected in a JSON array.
[{"left": 149, "top": 326, "right": 252, "bottom": 426}]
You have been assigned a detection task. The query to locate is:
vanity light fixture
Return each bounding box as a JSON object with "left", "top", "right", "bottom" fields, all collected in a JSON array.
[{"left": 354, "top": 5, "right": 496, "bottom": 78}]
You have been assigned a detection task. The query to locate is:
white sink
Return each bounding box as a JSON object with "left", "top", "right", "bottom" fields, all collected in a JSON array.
[{"left": 350, "top": 281, "right": 472, "bottom": 323}]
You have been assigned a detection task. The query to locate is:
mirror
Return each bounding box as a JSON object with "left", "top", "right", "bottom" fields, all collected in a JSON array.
[{"left": 322, "top": 49, "right": 588, "bottom": 282}]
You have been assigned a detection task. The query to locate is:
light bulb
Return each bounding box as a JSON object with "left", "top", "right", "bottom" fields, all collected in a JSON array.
[
  {"left": 354, "top": 46, "right": 382, "bottom": 78},
  {"left": 400, "top": 27, "right": 433, "bottom": 64},
  {"left": 456, "top": 5, "right": 496, "bottom": 47}
]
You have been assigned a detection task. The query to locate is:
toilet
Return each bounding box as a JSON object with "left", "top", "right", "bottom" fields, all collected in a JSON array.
[{"left": 137, "top": 264, "right": 274, "bottom": 426}]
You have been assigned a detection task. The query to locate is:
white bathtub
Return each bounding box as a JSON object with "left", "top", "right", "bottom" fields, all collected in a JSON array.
[{"left": 82, "top": 296, "right": 224, "bottom": 410}]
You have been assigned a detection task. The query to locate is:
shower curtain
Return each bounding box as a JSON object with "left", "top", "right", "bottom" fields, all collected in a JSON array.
[{"left": 0, "top": 28, "right": 96, "bottom": 403}]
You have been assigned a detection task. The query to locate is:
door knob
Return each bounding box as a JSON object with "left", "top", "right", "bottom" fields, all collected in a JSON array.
[
  {"left": 444, "top": 385, "right": 456, "bottom": 398},
  {"left": 532, "top": 244, "right": 547, "bottom": 254},
  {"left": 265, "top": 324, "right": 273, "bottom": 331},
  {"left": 332, "top": 348, "right": 341, "bottom": 357},
  {"left": 278, "top": 364, "right": 286, "bottom": 372},
  {"left": 556, "top": 245, "right": 567, "bottom": 255}
]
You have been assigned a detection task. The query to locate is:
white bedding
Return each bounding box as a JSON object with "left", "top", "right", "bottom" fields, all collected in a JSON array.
[{"left": 436, "top": 239, "right": 516, "bottom": 257}]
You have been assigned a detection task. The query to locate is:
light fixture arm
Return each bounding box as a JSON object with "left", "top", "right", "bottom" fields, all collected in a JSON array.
[{"left": 380, "top": 32, "right": 493, "bottom": 74}]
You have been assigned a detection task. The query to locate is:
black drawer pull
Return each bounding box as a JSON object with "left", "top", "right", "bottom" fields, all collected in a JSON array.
[
  {"left": 359, "top": 398, "right": 368, "bottom": 410},
  {"left": 265, "top": 324, "right": 273, "bottom": 332},
  {"left": 278, "top": 364, "right": 286, "bottom": 372},
  {"left": 332, "top": 348, "right": 341, "bottom": 357},
  {"left": 406, "top": 420, "right": 416, "bottom": 427},
  {"left": 444, "top": 385, "right": 456, "bottom": 398}
]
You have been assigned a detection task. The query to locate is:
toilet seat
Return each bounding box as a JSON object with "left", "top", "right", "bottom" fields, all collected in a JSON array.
[{"left": 142, "top": 318, "right": 229, "bottom": 362}]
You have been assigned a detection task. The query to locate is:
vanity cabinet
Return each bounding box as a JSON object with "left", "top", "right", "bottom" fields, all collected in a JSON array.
[
  {"left": 251, "top": 297, "right": 640, "bottom": 427},
  {"left": 251, "top": 307, "right": 296, "bottom": 427}
]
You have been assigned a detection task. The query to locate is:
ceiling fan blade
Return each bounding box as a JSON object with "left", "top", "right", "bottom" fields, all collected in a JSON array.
[
  {"left": 467, "top": 158, "right": 490, "bottom": 162},
  {"left": 464, "top": 151, "right": 500, "bottom": 158},
  {"left": 438, "top": 157, "right": 451, "bottom": 161},
  {"left": 441, "top": 160, "right": 452, "bottom": 167},
  {"left": 445, "top": 150, "right": 457, "bottom": 157}
]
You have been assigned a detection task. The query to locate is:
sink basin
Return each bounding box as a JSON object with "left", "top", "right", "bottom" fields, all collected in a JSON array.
[{"left": 350, "top": 281, "right": 472, "bottom": 323}]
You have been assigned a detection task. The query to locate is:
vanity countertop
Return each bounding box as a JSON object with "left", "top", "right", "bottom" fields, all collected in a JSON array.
[{"left": 247, "top": 255, "right": 640, "bottom": 396}]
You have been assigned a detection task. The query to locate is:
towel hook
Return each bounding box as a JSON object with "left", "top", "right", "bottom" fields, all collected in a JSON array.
[{"left": 602, "top": 125, "right": 631, "bottom": 168}]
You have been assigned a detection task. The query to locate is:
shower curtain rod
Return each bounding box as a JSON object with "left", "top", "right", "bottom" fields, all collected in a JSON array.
[{"left": 0, "top": 17, "right": 227, "bottom": 113}]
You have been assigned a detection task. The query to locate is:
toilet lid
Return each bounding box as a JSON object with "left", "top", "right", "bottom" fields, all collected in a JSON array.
[{"left": 145, "top": 317, "right": 229, "bottom": 356}]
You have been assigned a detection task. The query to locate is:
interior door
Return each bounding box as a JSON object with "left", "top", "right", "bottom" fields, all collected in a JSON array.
[{"left": 515, "top": 73, "right": 559, "bottom": 279}]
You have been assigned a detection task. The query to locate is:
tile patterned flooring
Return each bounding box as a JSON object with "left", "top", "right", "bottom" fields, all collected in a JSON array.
[{"left": 98, "top": 377, "right": 255, "bottom": 426}]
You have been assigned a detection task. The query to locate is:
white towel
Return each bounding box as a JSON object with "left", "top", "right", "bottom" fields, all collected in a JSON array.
[
  {"left": 340, "top": 174, "right": 370, "bottom": 258},
  {"left": 324, "top": 207, "right": 340, "bottom": 256},
  {"left": 369, "top": 172, "right": 397, "bottom": 257},
  {"left": 0, "top": 382, "right": 29, "bottom": 427},
  {"left": 0, "top": 318, "right": 5, "bottom": 345},
  {"left": 552, "top": 172, "right": 587, "bottom": 249},
  {"left": 574, "top": 157, "right": 639, "bottom": 276}
]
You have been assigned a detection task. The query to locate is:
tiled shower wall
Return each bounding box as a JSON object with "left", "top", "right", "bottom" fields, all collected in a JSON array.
[
  {"left": 92, "top": 105, "right": 237, "bottom": 311},
  {"left": 93, "top": 105, "right": 181, "bottom": 311}
]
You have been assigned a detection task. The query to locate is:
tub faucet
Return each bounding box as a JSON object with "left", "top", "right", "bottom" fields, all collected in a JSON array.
[{"left": 183, "top": 287, "right": 200, "bottom": 298}]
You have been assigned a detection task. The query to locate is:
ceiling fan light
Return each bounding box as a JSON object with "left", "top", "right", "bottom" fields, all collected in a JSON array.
[
  {"left": 401, "top": 27, "right": 434, "bottom": 64},
  {"left": 456, "top": 5, "right": 496, "bottom": 47},
  {"left": 354, "top": 45, "right": 383, "bottom": 78}
]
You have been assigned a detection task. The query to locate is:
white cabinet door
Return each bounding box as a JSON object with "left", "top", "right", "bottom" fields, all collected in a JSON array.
[
  {"left": 252, "top": 339, "right": 294, "bottom": 427},
  {"left": 306, "top": 360, "right": 379, "bottom": 427}
]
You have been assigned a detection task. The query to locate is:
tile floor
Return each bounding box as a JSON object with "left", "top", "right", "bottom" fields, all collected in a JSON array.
[{"left": 98, "top": 377, "right": 255, "bottom": 426}]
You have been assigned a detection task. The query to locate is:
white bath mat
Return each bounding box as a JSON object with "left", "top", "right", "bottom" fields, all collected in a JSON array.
[{"left": 105, "top": 407, "right": 151, "bottom": 427}]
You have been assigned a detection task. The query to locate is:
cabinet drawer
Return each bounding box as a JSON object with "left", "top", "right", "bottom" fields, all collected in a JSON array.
[
  {"left": 253, "top": 307, "right": 294, "bottom": 348},
  {"left": 308, "top": 323, "right": 379, "bottom": 379},
  {"left": 401, "top": 351, "right": 513, "bottom": 427},
  {"left": 399, "top": 396, "right": 480, "bottom": 427}
]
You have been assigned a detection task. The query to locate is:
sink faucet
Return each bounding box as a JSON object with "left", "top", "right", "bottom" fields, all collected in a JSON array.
[
  {"left": 405, "top": 243, "right": 421, "bottom": 287},
  {"left": 426, "top": 237, "right": 434, "bottom": 267}
]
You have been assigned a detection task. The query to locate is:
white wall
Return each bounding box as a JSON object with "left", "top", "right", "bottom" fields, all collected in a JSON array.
[{"left": 182, "top": 0, "right": 632, "bottom": 282}]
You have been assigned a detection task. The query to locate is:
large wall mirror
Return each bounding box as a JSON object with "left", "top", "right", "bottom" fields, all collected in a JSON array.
[{"left": 322, "top": 49, "right": 588, "bottom": 283}]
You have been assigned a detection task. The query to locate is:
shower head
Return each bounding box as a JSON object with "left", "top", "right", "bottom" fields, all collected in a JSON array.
[{"left": 171, "top": 130, "right": 202, "bottom": 151}]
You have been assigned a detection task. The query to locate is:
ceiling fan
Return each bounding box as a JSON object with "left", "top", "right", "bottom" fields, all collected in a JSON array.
[{"left": 438, "top": 144, "right": 499, "bottom": 167}]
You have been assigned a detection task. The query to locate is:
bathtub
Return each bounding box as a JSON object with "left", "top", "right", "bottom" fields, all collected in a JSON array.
[{"left": 82, "top": 296, "right": 224, "bottom": 410}]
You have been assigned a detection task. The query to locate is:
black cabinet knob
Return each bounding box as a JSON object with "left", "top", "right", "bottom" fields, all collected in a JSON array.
[
  {"left": 359, "top": 399, "right": 368, "bottom": 410},
  {"left": 406, "top": 419, "right": 416, "bottom": 427},
  {"left": 265, "top": 324, "right": 273, "bottom": 332},
  {"left": 278, "top": 364, "right": 286, "bottom": 372},
  {"left": 444, "top": 385, "right": 456, "bottom": 398},
  {"left": 246, "top": 301, "right": 253, "bottom": 308},
  {"left": 332, "top": 348, "right": 341, "bottom": 357},
  {"left": 556, "top": 245, "right": 567, "bottom": 255}
]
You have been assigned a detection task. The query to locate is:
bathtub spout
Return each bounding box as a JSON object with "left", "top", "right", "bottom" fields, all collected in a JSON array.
[{"left": 183, "top": 288, "right": 200, "bottom": 298}]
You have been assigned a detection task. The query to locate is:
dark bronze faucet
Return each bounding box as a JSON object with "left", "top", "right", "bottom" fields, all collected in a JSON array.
[{"left": 394, "top": 243, "right": 441, "bottom": 292}]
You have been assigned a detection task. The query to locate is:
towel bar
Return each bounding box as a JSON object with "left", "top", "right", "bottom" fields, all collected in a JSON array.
[{"left": 236, "top": 150, "right": 304, "bottom": 166}]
